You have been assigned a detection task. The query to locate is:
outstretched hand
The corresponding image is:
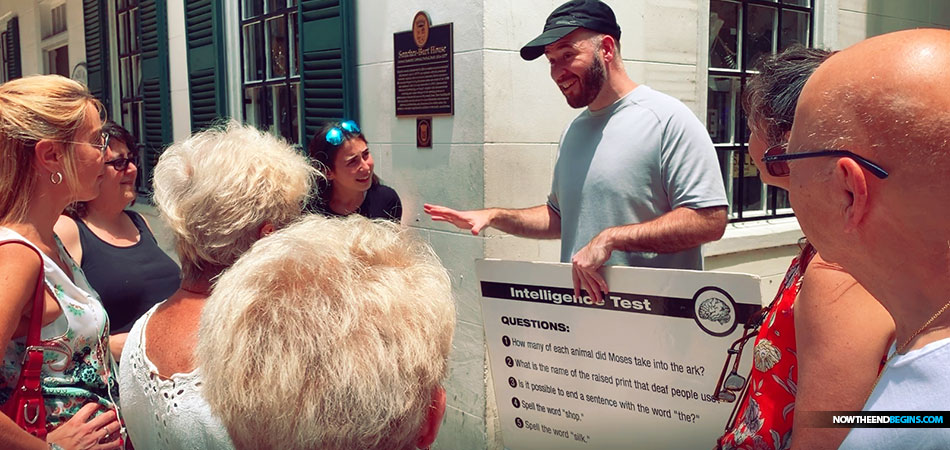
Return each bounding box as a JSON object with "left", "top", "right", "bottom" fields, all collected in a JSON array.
[
  {"left": 423, "top": 204, "right": 493, "bottom": 236},
  {"left": 47, "top": 403, "right": 124, "bottom": 450},
  {"left": 571, "top": 234, "right": 612, "bottom": 305}
]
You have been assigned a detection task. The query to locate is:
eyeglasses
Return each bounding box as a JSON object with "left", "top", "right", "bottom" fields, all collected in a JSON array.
[
  {"left": 59, "top": 132, "right": 111, "bottom": 158},
  {"left": 324, "top": 120, "right": 360, "bottom": 146},
  {"left": 712, "top": 305, "right": 770, "bottom": 404},
  {"left": 761, "top": 144, "right": 889, "bottom": 179},
  {"left": 104, "top": 154, "right": 137, "bottom": 172}
]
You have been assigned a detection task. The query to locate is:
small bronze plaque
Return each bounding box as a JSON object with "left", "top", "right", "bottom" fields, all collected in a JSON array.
[{"left": 417, "top": 117, "right": 432, "bottom": 148}]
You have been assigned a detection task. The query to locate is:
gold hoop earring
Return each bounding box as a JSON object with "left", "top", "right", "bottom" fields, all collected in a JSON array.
[{"left": 50, "top": 172, "right": 63, "bottom": 185}]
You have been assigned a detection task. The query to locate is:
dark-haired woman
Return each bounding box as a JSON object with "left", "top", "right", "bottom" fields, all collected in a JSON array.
[
  {"left": 55, "top": 121, "right": 181, "bottom": 360},
  {"left": 306, "top": 120, "right": 402, "bottom": 222},
  {"left": 715, "top": 46, "right": 894, "bottom": 450}
]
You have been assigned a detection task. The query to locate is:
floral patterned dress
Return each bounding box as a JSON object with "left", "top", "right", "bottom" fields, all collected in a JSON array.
[
  {"left": 717, "top": 244, "right": 816, "bottom": 450},
  {"left": 0, "top": 228, "right": 119, "bottom": 432}
]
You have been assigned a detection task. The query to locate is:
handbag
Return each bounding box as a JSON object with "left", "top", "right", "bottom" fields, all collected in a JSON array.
[{"left": 1, "top": 240, "right": 48, "bottom": 439}]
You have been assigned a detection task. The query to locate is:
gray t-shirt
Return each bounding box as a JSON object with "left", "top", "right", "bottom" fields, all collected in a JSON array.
[
  {"left": 547, "top": 85, "right": 727, "bottom": 269},
  {"left": 839, "top": 338, "right": 950, "bottom": 449}
]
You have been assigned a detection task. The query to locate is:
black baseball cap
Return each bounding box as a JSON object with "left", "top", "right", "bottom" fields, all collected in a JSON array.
[{"left": 520, "top": 0, "right": 622, "bottom": 61}]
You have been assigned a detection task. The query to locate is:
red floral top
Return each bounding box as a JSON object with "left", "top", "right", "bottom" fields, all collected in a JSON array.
[{"left": 717, "top": 244, "right": 816, "bottom": 450}]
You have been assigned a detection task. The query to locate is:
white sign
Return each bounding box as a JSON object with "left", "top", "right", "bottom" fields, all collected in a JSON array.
[{"left": 477, "top": 259, "right": 762, "bottom": 449}]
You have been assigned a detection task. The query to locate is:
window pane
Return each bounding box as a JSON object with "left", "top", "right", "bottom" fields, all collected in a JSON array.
[
  {"left": 781, "top": 0, "right": 809, "bottom": 6},
  {"left": 244, "top": 22, "right": 265, "bottom": 82},
  {"left": 244, "top": 0, "right": 264, "bottom": 18},
  {"left": 718, "top": 149, "right": 735, "bottom": 216},
  {"left": 132, "top": 54, "right": 141, "bottom": 97},
  {"left": 267, "top": 17, "right": 288, "bottom": 79},
  {"left": 289, "top": 83, "right": 299, "bottom": 142},
  {"left": 780, "top": 10, "right": 809, "bottom": 50},
  {"left": 116, "top": 0, "right": 127, "bottom": 10},
  {"left": 273, "top": 84, "right": 295, "bottom": 141},
  {"left": 290, "top": 12, "right": 298, "bottom": 77},
  {"left": 735, "top": 151, "right": 765, "bottom": 214},
  {"left": 118, "top": 12, "right": 128, "bottom": 54},
  {"left": 708, "top": 76, "right": 739, "bottom": 144},
  {"left": 773, "top": 186, "right": 791, "bottom": 210},
  {"left": 744, "top": 5, "right": 776, "bottom": 69},
  {"left": 121, "top": 56, "right": 132, "bottom": 99},
  {"left": 266, "top": 0, "right": 285, "bottom": 14},
  {"left": 130, "top": 9, "right": 139, "bottom": 52},
  {"left": 244, "top": 86, "right": 273, "bottom": 131},
  {"left": 122, "top": 103, "right": 131, "bottom": 132},
  {"left": 710, "top": 0, "right": 739, "bottom": 70}
]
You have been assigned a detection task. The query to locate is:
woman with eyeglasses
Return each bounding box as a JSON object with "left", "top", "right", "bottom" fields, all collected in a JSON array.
[
  {"left": 55, "top": 121, "right": 181, "bottom": 361},
  {"left": 715, "top": 46, "right": 895, "bottom": 450},
  {"left": 0, "top": 75, "right": 124, "bottom": 449},
  {"left": 306, "top": 120, "right": 402, "bottom": 222}
]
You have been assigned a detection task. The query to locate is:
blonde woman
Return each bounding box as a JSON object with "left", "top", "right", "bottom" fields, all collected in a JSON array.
[
  {"left": 117, "top": 122, "right": 316, "bottom": 449},
  {"left": 0, "top": 75, "right": 123, "bottom": 449},
  {"left": 198, "top": 215, "right": 455, "bottom": 450}
]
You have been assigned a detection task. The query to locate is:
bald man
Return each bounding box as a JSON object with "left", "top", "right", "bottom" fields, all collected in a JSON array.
[{"left": 778, "top": 29, "right": 950, "bottom": 448}]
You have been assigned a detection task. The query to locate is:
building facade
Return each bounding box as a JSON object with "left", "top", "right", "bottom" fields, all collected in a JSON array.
[{"left": 1, "top": 0, "right": 947, "bottom": 447}]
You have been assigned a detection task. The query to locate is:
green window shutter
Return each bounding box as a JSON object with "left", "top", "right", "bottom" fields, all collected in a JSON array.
[
  {"left": 299, "top": 0, "right": 357, "bottom": 149},
  {"left": 138, "top": 0, "right": 172, "bottom": 192},
  {"left": 5, "top": 17, "right": 21, "bottom": 79},
  {"left": 83, "top": 0, "right": 110, "bottom": 110},
  {"left": 185, "top": 0, "right": 227, "bottom": 132}
]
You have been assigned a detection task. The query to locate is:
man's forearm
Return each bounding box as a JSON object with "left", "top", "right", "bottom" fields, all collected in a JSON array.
[
  {"left": 600, "top": 206, "right": 727, "bottom": 254},
  {"left": 488, "top": 205, "right": 561, "bottom": 239}
]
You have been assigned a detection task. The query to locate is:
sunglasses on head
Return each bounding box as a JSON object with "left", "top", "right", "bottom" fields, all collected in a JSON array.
[
  {"left": 761, "top": 144, "right": 889, "bottom": 179},
  {"left": 324, "top": 120, "right": 361, "bottom": 146}
]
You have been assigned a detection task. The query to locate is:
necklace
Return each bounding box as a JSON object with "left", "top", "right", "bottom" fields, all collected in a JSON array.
[{"left": 865, "top": 296, "right": 950, "bottom": 403}]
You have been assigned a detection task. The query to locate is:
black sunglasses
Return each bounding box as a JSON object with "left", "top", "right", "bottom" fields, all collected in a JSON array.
[
  {"left": 712, "top": 306, "right": 769, "bottom": 404},
  {"left": 762, "top": 145, "right": 889, "bottom": 179},
  {"left": 104, "top": 154, "right": 137, "bottom": 172}
]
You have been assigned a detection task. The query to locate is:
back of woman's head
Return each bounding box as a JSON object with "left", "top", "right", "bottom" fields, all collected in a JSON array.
[
  {"left": 744, "top": 45, "right": 834, "bottom": 146},
  {"left": 0, "top": 75, "right": 100, "bottom": 223},
  {"left": 152, "top": 121, "right": 318, "bottom": 281},
  {"left": 198, "top": 214, "right": 456, "bottom": 450}
]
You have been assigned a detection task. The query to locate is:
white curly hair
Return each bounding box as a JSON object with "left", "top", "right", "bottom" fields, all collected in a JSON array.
[
  {"left": 152, "top": 121, "right": 318, "bottom": 281},
  {"left": 197, "top": 214, "right": 456, "bottom": 450}
]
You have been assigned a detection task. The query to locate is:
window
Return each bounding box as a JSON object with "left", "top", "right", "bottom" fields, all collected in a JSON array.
[
  {"left": 114, "top": 0, "right": 144, "bottom": 190},
  {"left": 45, "top": 44, "right": 69, "bottom": 76},
  {"left": 241, "top": 0, "right": 300, "bottom": 144},
  {"left": 707, "top": 0, "right": 812, "bottom": 221},
  {"left": 0, "top": 30, "right": 8, "bottom": 83}
]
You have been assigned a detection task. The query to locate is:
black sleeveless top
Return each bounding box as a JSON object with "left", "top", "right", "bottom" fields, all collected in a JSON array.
[
  {"left": 74, "top": 211, "right": 181, "bottom": 333},
  {"left": 308, "top": 183, "right": 402, "bottom": 222}
]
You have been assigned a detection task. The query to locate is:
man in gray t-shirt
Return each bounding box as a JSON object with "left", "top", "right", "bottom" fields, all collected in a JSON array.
[{"left": 424, "top": 0, "right": 727, "bottom": 303}]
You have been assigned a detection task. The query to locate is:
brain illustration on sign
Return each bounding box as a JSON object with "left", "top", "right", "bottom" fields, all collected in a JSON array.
[
  {"left": 698, "top": 297, "right": 731, "bottom": 325},
  {"left": 692, "top": 286, "right": 739, "bottom": 336}
]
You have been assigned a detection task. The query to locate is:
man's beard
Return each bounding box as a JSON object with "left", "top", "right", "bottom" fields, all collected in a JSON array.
[{"left": 564, "top": 55, "right": 607, "bottom": 109}]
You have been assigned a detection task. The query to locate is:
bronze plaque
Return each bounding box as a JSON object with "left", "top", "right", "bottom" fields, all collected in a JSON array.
[
  {"left": 394, "top": 12, "right": 454, "bottom": 117},
  {"left": 417, "top": 117, "right": 432, "bottom": 148}
]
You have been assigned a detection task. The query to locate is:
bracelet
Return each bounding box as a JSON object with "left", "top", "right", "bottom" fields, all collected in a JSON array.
[{"left": 49, "top": 443, "right": 65, "bottom": 450}]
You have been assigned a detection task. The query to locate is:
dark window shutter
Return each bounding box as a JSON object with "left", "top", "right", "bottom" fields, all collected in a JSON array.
[
  {"left": 299, "top": 0, "right": 357, "bottom": 149},
  {"left": 138, "top": 0, "right": 172, "bottom": 192},
  {"left": 83, "top": 0, "right": 110, "bottom": 110},
  {"left": 185, "top": 0, "right": 227, "bottom": 132},
  {"left": 5, "top": 17, "right": 21, "bottom": 80}
]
